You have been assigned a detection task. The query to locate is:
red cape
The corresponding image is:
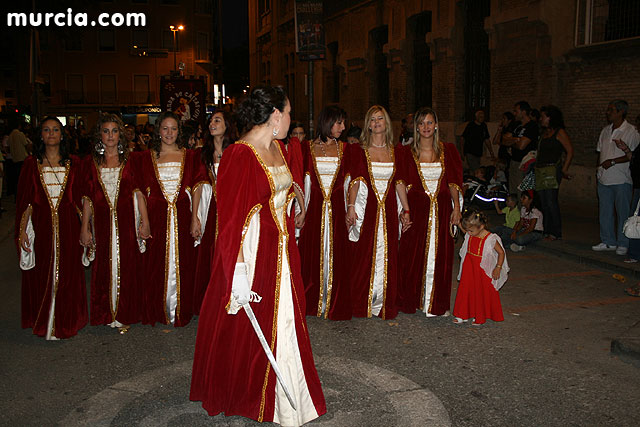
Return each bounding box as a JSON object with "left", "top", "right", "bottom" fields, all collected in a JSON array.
[
  {"left": 396, "top": 143, "right": 463, "bottom": 315},
  {"left": 133, "top": 149, "right": 209, "bottom": 326},
  {"left": 190, "top": 142, "right": 326, "bottom": 422},
  {"left": 192, "top": 147, "right": 217, "bottom": 316},
  {"left": 15, "top": 155, "right": 87, "bottom": 338},
  {"left": 344, "top": 144, "right": 399, "bottom": 320},
  {"left": 80, "top": 156, "right": 143, "bottom": 325}
]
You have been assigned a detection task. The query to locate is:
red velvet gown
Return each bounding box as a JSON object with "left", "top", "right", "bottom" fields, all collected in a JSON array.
[
  {"left": 298, "top": 140, "right": 350, "bottom": 319},
  {"left": 284, "top": 136, "right": 304, "bottom": 193},
  {"left": 453, "top": 234, "right": 504, "bottom": 324},
  {"left": 80, "top": 156, "right": 142, "bottom": 326},
  {"left": 134, "top": 149, "right": 209, "bottom": 326},
  {"left": 15, "top": 155, "right": 87, "bottom": 339},
  {"left": 396, "top": 143, "right": 463, "bottom": 315},
  {"left": 344, "top": 144, "right": 399, "bottom": 320},
  {"left": 192, "top": 148, "right": 217, "bottom": 316},
  {"left": 191, "top": 141, "right": 326, "bottom": 424}
]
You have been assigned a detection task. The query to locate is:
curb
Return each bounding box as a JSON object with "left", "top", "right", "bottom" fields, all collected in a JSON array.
[
  {"left": 528, "top": 242, "right": 640, "bottom": 280},
  {"left": 611, "top": 321, "right": 640, "bottom": 368}
]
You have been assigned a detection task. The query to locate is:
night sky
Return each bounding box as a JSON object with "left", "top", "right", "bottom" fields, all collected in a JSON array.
[{"left": 222, "top": 1, "right": 248, "bottom": 50}]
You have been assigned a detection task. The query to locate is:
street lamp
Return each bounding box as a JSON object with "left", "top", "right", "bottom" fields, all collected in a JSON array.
[{"left": 169, "top": 25, "right": 184, "bottom": 72}]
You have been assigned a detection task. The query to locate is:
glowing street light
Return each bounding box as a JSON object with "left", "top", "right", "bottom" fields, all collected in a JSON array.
[{"left": 169, "top": 25, "right": 184, "bottom": 72}]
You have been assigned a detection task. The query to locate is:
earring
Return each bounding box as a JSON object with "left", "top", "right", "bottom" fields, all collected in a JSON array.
[
  {"left": 117, "top": 142, "right": 124, "bottom": 154},
  {"left": 272, "top": 127, "right": 278, "bottom": 137},
  {"left": 95, "top": 142, "right": 105, "bottom": 155}
]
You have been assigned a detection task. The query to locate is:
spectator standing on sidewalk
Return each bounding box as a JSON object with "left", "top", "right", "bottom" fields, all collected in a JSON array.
[
  {"left": 460, "top": 109, "right": 493, "bottom": 171},
  {"left": 619, "top": 114, "right": 640, "bottom": 264},
  {"left": 536, "top": 105, "right": 574, "bottom": 241},
  {"left": 492, "top": 111, "right": 517, "bottom": 183},
  {"left": 502, "top": 101, "right": 539, "bottom": 193},
  {"left": 7, "top": 120, "right": 32, "bottom": 198},
  {"left": 592, "top": 100, "right": 640, "bottom": 255}
]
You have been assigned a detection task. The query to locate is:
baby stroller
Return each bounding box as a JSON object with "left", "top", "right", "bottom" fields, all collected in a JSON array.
[{"left": 463, "top": 177, "right": 509, "bottom": 210}]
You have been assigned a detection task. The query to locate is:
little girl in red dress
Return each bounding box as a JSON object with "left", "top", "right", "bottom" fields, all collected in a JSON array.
[{"left": 453, "top": 208, "right": 509, "bottom": 325}]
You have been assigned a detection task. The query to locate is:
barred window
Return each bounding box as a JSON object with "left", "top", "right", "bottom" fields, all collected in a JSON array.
[{"left": 576, "top": 0, "right": 640, "bottom": 46}]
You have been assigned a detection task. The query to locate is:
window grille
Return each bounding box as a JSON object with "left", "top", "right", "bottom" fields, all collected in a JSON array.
[{"left": 575, "top": 0, "right": 640, "bottom": 46}]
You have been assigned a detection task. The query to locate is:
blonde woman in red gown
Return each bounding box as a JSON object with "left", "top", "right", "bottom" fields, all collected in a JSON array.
[
  {"left": 16, "top": 117, "right": 87, "bottom": 339},
  {"left": 396, "top": 107, "right": 463, "bottom": 316},
  {"left": 191, "top": 86, "right": 326, "bottom": 425},
  {"left": 344, "top": 105, "right": 411, "bottom": 320}
]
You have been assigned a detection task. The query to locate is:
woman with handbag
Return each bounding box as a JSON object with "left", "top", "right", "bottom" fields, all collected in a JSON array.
[
  {"left": 535, "top": 105, "right": 573, "bottom": 241},
  {"left": 618, "top": 114, "right": 640, "bottom": 266}
]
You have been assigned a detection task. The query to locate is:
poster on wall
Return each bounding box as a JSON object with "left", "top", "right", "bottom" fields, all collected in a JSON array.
[
  {"left": 294, "top": 0, "right": 325, "bottom": 61},
  {"left": 160, "top": 77, "right": 206, "bottom": 129}
]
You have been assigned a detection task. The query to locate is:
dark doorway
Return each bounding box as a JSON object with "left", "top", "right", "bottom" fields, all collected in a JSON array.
[
  {"left": 407, "top": 12, "right": 432, "bottom": 113},
  {"left": 369, "top": 25, "right": 389, "bottom": 110},
  {"left": 464, "top": 0, "right": 490, "bottom": 120}
]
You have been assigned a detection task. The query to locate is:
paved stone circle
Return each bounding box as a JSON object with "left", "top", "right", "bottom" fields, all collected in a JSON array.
[{"left": 62, "top": 356, "right": 450, "bottom": 426}]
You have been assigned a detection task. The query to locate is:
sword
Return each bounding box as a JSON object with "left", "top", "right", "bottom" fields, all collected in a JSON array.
[{"left": 243, "top": 302, "right": 297, "bottom": 411}]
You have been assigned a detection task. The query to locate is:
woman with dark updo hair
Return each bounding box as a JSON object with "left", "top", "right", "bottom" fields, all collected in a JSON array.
[
  {"left": 78, "top": 113, "right": 151, "bottom": 332},
  {"left": 134, "top": 111, "right": 210, "bottom": 327},
  {"left": 191, "top": 86, "right": 326, "bottom": 425},
  {"left": 15, "top": 116, "right": 87, "bottom": 339}
]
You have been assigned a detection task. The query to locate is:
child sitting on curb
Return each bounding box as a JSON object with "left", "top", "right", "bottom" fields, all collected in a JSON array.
[
  {"left": 492, "top": 194, "right": 520, "bottom": 243},
  {"left": 500, "top": 190, "right": 544, "bottom": 252}
]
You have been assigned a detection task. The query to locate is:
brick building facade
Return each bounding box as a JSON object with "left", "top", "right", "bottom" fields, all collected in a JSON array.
[
  {"left": 2, "top": 0, "right": 221, "bottom": 127},
  {"left": 249, "top": 0, "right": 640, "bottom": 202}
]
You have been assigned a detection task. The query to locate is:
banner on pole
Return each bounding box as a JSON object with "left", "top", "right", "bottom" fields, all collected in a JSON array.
[
  {"left": 295, "top": 0, "right": 325, "bottom": 61},
  {"left": 160, "top": 77, "right": 206, "bottom": 128}
]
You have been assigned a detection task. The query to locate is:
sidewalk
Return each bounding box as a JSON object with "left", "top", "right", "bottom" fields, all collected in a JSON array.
[{"left": 491, "top": 198, "right": 640, "bottom": 365}]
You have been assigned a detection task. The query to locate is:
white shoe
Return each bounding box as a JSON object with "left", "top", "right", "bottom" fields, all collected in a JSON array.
[
  {"left": 616, "top": 246, "right": 628, "bottom": 255},
  {"left": 510, "top": 243, "right": 525, "bottom": 252},
  {"left": 592, "top": 242, "right": 617, "bottom": 251}
]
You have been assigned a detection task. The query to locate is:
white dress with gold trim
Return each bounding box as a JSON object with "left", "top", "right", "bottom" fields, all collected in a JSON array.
[
  {"left": 43, "top": 166, "right": 66, "bottom": 340},
  {"left": 157, "top": 162, "right": 182, "bottom": 324},
  {"left": 100, "top": 166, "right": 126, "bottom": 327},
  {"left": 420, "top": 162, "right": 443, "bottom": 316},
  {"left": 312, "top": 156, "right": 339, "bottom": 314}
]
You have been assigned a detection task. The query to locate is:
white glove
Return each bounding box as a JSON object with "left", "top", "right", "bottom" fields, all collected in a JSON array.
[{"left": 232, "top": 263, "right": 251, "bottom": 306}]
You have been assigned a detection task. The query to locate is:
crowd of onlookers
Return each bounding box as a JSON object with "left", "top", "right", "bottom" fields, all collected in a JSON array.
[{"left": 458, "top": 100, "right": 575, "bottom": 253}]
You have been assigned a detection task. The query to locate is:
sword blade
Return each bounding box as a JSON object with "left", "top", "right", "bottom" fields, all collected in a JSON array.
[{"left": 243, "top": 303, "right": 297, "bottom": 411}]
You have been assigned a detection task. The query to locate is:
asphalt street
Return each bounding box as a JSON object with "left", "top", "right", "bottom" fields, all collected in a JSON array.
[{"left": 1, "top": 202, "right": 639, "bottom": 426}]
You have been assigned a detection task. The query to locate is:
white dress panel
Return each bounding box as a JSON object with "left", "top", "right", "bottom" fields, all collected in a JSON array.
[
  {"left": 43, "top": 166, "right": 66, "bottom": 340},
  {"left": 370, "top": 162, "right": 394, "bottom": 317},
  {"left": 315, "top": 156, "right": 339, "bottom": 314},
  {"left": 157, "top": 162, "right": 181, "bottom": 324},
  {"left": 420, "top": 162, "right": 442, "bottom": 315},
  {"left": 268, "top": 165, "right": 318, "bottom": 426},
  {"left": 101, "top": 167, "right": 124, "bottom": 327}
]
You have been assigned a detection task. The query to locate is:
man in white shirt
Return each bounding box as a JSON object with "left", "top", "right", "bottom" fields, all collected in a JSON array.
[{"left": 593, "top": 100, "right": 640, "bottom": 255}]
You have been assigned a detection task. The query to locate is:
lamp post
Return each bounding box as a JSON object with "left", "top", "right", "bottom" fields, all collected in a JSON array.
[{"left": 169, "top": 25, "right": 184, "bottom": 72}]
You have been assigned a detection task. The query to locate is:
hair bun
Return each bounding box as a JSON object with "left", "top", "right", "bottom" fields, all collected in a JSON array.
[{"left": 235, "top": 86, "right": 287, "bottom": 133}]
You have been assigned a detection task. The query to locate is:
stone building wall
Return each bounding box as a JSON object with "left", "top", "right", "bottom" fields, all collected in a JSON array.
[{"left": 247, "top": 0, "right": 640, "bottom": 203}]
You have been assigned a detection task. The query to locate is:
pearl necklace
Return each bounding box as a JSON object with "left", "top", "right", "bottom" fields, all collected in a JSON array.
[{"left": 316, "top": 138, "right": 336, "bottom": 157}]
